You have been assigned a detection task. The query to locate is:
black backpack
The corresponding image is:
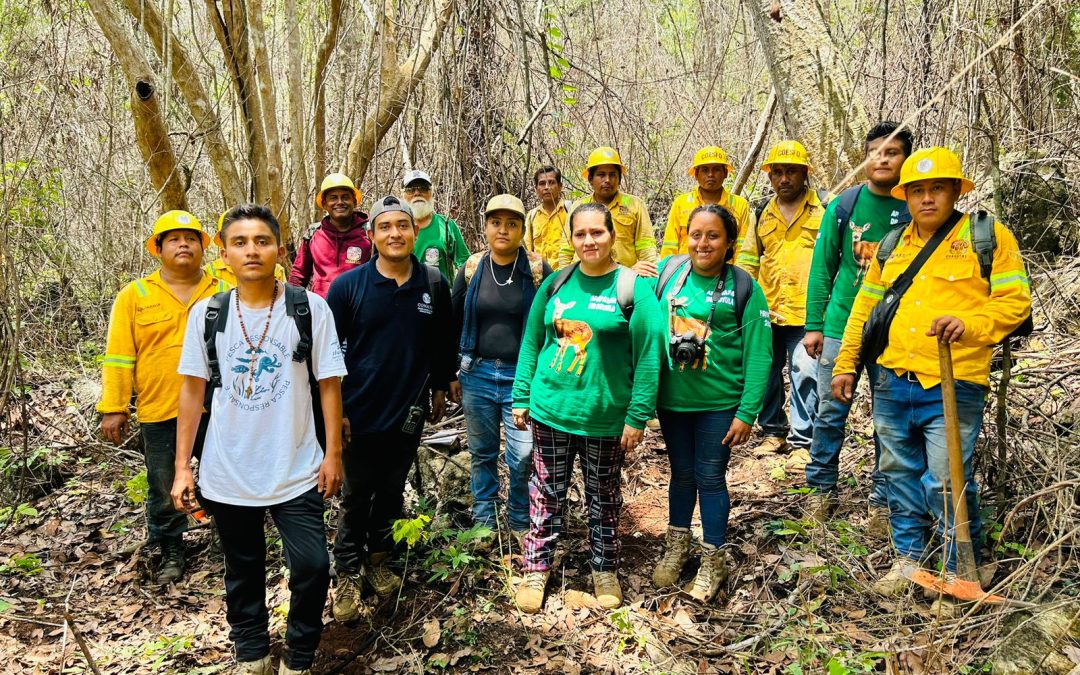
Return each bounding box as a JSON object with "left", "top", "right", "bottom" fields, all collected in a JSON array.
[
  {"left": 655, "top": 254, "right": 755, "bottom": 329},
  {"left": 203, "top": 284, "right": 326, "bottom": 449},
  {"left": 830, "top": 184, "right": 912, "bottom": 238},
  {"left": 874, "top": 211, "right": 1034, "bottom": 339}
]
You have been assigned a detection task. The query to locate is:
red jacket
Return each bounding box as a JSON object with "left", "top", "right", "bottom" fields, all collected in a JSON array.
[{"left": 289, "top": 213, "right": 372, "bottom": 297}]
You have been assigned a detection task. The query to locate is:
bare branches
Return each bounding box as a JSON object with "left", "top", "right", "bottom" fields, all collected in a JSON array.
[
  {"left": 86, "top": 0, "right": 187, "bottom": 211},
  {"left": 314, "top": 0, "right": 345, "bottom": 182}
]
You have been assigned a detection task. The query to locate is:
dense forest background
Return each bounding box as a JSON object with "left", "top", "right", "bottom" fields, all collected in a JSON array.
[{"left": 2, "top": 0, "right": 1080, "bottom": 672}]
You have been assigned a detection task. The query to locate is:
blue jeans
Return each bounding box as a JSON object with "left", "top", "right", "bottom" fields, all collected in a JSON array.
[
  {"left": 805, "top": 337, "right": 887, "bottom": 505},
  {"left": 759, "top": 325, "right": 818, "bottom": 448},
  {"left": 873, "top": 368, "right": 986, "bottom": 571},
  {"left": 460, "top": 357, "right": 533, "bottom": 532},
  {"left": 657, "top": 409, "right": 735, "bottom": 547}
]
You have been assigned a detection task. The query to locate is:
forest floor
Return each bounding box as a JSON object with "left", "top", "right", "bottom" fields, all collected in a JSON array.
[{"left": 1, "top": 366, "right": 1078, "bottom": 674}]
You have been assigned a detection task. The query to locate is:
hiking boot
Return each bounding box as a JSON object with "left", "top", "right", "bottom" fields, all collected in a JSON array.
[
  {"left": 156, "top": 539, "right": 186, "bottom": 585},
  {"left": 652, "top": 526, "right": 693, "bottom": 587},
  {"left": 592, "top": 570, "right": 623, "bottom": 609},
  {"left": 806, "top": 491, "right": 837, "bottom": 525},
  {"left": 332, "top": 573, "right": 366, "bottom": 622},
  {"left": 279, "top": 659, "right": 312, "bottom": 675},
  {"left": 872, "top": 557, "right": 920, "bottom": 598},
  {"left": 515, "top": 570, "right": 549, "bottom": 614},
  {"left": 366, "top": 552, "right": 401, "bottom": 598},
  {"left": 752, "top": 436, "right": 789, "bottom": 457},
  {"left": 235, "top": 655, "right": 272, "bottom": 675},
  {"left": 866, "top": 503, "right": 891, "bottom": 539},
  {"left": 684, "top": 544, "right": 730, "bottom": 602}
]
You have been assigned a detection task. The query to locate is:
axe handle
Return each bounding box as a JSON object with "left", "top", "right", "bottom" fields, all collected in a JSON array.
[{"left": 939, "top": 340, "right": 979, "bottom": 582}]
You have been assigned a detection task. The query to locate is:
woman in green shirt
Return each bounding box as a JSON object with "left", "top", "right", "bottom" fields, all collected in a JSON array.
[
  {"left": 511, "top": 203, "right": 663, "bottom": 613},
  {"left": 652, "top": 205, "right": 773, "bottom": 602}
]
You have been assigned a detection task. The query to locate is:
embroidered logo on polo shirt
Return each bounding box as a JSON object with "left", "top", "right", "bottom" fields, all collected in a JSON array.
[{"left": 417, "top": 293, "right": 433, "bottom": 315}]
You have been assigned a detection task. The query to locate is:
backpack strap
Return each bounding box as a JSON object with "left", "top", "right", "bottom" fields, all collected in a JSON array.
[
  {"left": 284, "top": 285, "right": 313, "bottom": 365},
  {"left": 203, "top": 290, "right": 233, "bottom": 409},
  {"left": 425, "top": 264, "right": 444, "bottom": 305},
  {"left": 832, "top": 185, "right": 863, "bottom": 234},
  {"left": 754, "top": 198, "right": 768, "bottom": 223},
  {"left": 303, "top": 221, "right": 321, "bottom": 240},
  {"left": 971, "top": 210, "right": 996, "bottom": 281},
  {"left": 655, "top": 254, "right": 690, "bottom": 300},
  {"left": 815, "top": 187, "right": 831, "bottom": 207},
  {"left": 730, "top": 265, "right": 753, "bottom": 329},
  {"left": 463, "top": 252, "right": 485, "bottom": 286},
  {"left": 616, "top": 266, "right": 637, "bottom": 321},
  {"left": 875, "top": 226, "right": 905, "bottom": 268},
  {"left": 525, "top": 251, "right": 545, "bottom": 288},
  {"left": 546, "top": 262, "right": 578, "bottom": 298}
]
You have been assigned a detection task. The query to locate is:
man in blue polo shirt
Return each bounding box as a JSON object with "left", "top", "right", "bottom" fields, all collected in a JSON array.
[{"left": 325, "top": 196, "right": 457, "bottom": 622}]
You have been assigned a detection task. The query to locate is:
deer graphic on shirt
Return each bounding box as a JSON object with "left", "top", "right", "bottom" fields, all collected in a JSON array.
[
  {"left": 670, "top": 313, "right": 710, "bottom": 370},
  {"left": 550, "top": 298, "right": 593, "bottom": 376}
]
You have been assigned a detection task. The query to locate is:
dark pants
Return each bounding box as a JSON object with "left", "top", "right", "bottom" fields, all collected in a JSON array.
[
  {"left": 202, "top": 487, "right": 330, "bottom": 670},
  {"left": 759, "top": 324, "right": 817, "bottom": 448},
  {"left": 658, "top": 409, "right": 736, "bottom": 547},
  {"left": 140, "top": 418, "right": 188, "bottom": 544},
  {"left": 333, "top": 428, "right": 422, "bottom": 574},
  {"left": 523, "top": 419, "right": 625, "bottom": 573}
]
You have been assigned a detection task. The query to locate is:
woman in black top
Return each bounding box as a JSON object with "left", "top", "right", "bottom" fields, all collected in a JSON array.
[{"left": 451, "top": 194, "right": 552, "bottom": 544}]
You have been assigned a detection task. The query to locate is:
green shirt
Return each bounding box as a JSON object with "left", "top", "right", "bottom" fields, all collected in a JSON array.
[
  {"left": 805, "top": 186, "right": 908, "bottom": 338},
  {"left": 416, "top": 213, "right": 470, "bottom": 279},
  {"left": 512, "top": 268, "right": 663, "bottom": 436},
  {"left": 653, "top": 257, "right": 773, "bottom": 423}
]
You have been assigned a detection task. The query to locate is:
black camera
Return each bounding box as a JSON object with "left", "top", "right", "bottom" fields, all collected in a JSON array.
[{"left": 670, "top": 333, "right": 706, "bottom": 366}]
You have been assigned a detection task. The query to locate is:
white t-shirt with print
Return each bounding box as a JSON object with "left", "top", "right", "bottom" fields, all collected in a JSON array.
[{"left": 178, "top": 288, "right": 347, "bottom": 506}]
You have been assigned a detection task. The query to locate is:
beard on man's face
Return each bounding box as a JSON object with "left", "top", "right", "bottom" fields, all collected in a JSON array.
[{"left": 408, "top": 196, "right": 434, "bottom": 220}]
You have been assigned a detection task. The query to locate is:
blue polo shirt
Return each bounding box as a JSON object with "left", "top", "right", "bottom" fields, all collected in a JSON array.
[{"left": 326, "top": 255, "right": 456, "bottom": 433}]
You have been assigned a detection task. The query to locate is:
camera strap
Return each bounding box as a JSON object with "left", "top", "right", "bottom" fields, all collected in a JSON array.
[{"left": 667, "top": 261, "right": 729, "bottom": 339}]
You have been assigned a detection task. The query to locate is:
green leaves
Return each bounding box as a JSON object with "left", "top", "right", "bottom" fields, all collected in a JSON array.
[{"left": 125, "top": 471, "right": 149, "bottom": 505}]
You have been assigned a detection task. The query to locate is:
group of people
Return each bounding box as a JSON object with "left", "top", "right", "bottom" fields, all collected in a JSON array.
[{"left": 97, "top": 120, "right": 1032, "bottom": 673}]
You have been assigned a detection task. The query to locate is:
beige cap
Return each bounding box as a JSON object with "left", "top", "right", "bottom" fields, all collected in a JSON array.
[{"left": 484, "top": 194, "right": 526, "bottom": 219}]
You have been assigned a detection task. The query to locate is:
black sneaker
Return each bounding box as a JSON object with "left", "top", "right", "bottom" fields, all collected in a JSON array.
[{"left": 157, "top": 539, "right": 186, "bottom": 585}]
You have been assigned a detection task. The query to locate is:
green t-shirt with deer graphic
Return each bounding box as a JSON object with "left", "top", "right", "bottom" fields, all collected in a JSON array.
[
  {"left": 512, "top": 267, "right": 663, "bottom": 437},
  {"left": 653, "top": 257, "right": 773, "bottom": 424}
]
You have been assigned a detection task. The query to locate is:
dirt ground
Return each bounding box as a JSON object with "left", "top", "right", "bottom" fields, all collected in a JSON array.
[{"left": 1, "top": 382, "right": 1076, "bottom": 674}]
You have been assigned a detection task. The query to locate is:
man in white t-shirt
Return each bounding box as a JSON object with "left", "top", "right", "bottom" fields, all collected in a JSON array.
[{"left": 172, "top": 203, "right": 347, "bottom": 675}]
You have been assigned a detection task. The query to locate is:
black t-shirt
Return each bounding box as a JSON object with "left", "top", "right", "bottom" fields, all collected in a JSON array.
[
  {"left": 326, "top": 256, "right": 456, "bottom": 433},
  {"left": 452, "top": 256, "right": 553, "bottom": 362}
]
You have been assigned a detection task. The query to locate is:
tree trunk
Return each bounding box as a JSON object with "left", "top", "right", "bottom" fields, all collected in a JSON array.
[
  {"left": 87, "top": 0, "right": 187, "bottom": 211},
  {"left": 284, "top": 0, "right": 311, "bottom": 224},
  {"left": 245, "top": 0, "right": 290, "bottom": 241},
  {"left": 206, "top": 0, "right": 270, "bottom": 204},
  {"left": 744, "top": 0, "right": 869, "bottom": 183},
  {"left": 346, "top": 0, "right": 456, "bottom": 182},
  {"left": 120, "top": 0, "right": 245, "bottom": 206},
  {"left": 314, "top": 0, "right": 344, "bottom": 189}
]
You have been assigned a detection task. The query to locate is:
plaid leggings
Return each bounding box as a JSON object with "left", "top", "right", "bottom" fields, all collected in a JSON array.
[{"left": 523, "top": 419, "right": 625, "bottom": 573}]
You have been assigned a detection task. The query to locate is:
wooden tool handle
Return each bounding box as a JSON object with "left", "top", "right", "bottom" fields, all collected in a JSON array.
[{"left": 938, "top": 340, "right": 979, "bottom": 582}]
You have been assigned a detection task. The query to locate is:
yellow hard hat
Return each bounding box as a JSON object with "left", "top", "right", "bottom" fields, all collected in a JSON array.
[
  {"left": 145, "top": 210, "right": 210, "bottom": 256},
  {"left": 581, "top": 146, "right": 627, "bottom": 181},
  {"left": 761, "top": 140, "right": 812, "bottom": 173},
  {"left": 688, "top": 146, "right": 733, "bottom": 175},
  {"left": 212, "top": 212, "right": 226, "bottom": 248},
  {"left": 891, "top": 147, "right": 975, "bottom": 199},
  {"left": 315, "top": 173, "right": 363, "bottom": 210},
  {"left": 484, "top": 194, "right": 526, "bottom": 220}
]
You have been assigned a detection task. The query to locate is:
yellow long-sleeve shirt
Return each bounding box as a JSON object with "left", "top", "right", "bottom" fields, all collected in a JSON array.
[
  {"left": 835, "top": 215, "right": 1032, "bottom": 388},
  {"left": 97, "top": 270, "right": 229, "bottom": 422},
  {"left": 735, "top": 189, "right": 827, "bottom": 326},
  {"left": 524, "top": 201, "right": 571, "bottom": 270},
  {"left": 660, "top": 187, "right": 754, "bottom": 257},
  {"left": 559, "top": 191, "right": 658, "bottom": 268}
]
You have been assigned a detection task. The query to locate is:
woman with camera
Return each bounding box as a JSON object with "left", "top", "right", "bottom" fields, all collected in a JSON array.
[
  {"left": 511, "top": 202, "right": 663, "bottom": 613},
  {"left": 651, "top": 204, "right": 773, "bottom": 602}
]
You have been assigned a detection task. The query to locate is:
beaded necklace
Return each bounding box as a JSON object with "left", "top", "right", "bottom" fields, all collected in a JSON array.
[{"left": 235, "top": 281, "right": 279, "bottom": 397}]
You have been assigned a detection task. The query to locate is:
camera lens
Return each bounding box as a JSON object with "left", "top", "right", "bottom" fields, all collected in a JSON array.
[{"left": 673, "top": 343, "right": 696, "bottom": 364}]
